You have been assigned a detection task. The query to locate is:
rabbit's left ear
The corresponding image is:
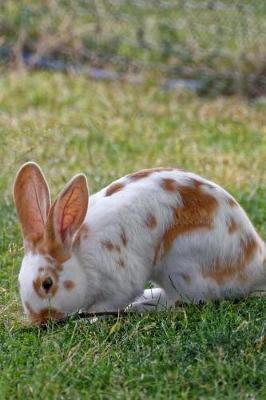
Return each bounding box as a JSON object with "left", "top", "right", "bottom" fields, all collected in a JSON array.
[
  {"left": 45, "top": 174, "right": 89, "bottom": 256},
  {"left": 13, "top": 162, "right": 51, "bottom": 246}
]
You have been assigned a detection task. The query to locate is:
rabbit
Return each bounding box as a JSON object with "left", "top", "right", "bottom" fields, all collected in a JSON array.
[{"left": 13, "top": 162, "right": 266, "bottom": 324}]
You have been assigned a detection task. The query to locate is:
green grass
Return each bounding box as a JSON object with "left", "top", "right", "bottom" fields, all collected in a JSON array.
[
  {"left": 0, "top": 71, "right": 265, "bottom": 399},
  {"left": 1, "top": 0, "right": 266, "bottom": 84}
]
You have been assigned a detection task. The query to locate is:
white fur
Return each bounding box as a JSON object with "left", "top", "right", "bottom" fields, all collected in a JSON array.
[
  {"left": 19, "top": 254, "right": 88, "bottom": 317},
  {"left": 17, "top": 168, "right": 266, "bottom": 321}
]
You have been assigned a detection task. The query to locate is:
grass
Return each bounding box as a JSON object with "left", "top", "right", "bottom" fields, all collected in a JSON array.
[
  {"left": 1, "top": 1, "right": 266, "bottom": 96},
  {"left": 0, "top": 71, "right": 265, "bottom": 399}
]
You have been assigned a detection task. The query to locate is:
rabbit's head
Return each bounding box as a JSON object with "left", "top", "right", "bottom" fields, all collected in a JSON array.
[{"left": 14, "top": 162, "right": 89, "bottom": 324}]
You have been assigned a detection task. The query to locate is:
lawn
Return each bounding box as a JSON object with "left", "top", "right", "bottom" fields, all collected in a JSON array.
[
  {"left": 0, "top": 71, "right": 265, "bottom": 399},
  {"left": 1, "top": 1, "right": 266, "bottom": 96}
]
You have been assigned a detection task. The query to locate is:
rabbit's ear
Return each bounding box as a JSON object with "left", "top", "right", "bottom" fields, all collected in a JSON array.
[
  {"left": 46, "top": 174, "right": 88, "bottom": 252},
  {"left": 13, "top": 162, "right": 51, "bottom": 245}
]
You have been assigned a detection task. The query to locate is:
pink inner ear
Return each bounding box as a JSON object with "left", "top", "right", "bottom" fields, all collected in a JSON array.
[
  {"left": 13, "top": 163, "right": 51, "bottom": 244},
  {"left": 59, "top": 187, "right": 84, "bottom": 241},
  {"left": 60, "top": 213, "right": 75, "bottom": 238},
  {"left": 50, "top": 175, "right": 88, "bottom": 246}
]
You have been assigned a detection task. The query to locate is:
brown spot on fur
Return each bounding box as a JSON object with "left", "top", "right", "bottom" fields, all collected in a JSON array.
[
  {"left": 33, "top": 267, "right": 59, "bottom": 298},
  {"left": 120, "top": 227, "right": 128, "bottom": 246},
  {"left": 102, "top": 240, "right": 115, "bottom": 251},
  {"left": 145, "top": 213, "right": 157, "bottom": 229},
  {"left": 154, "top": 180, "right": 218, "bottom": 264},
  {"left": 63, "top": 280, "right": 75, "bottom": 290},
  {"left": 106, "top": 182, "right": 124, "bottom": 196},
  {"left": 129, "top": 169, "right": 152, "bottom": 180},
  {"left": 128, "top": 167, "right": 177, "bottom": 181},
  {"left": 161, "top": 178, "right": 178, "bottom": 192},
  {"left": 25, "top": 301, "right": 64, "bottom": 325},
  {"left": 33, "top": 277, "right": 45, "bottom": 298},
  {"left": 117, "top": 258, "right": 125, "bottom": 268},
  {"left": 227, "top": 217, "right": 238, "bottom": 234},
  {"left": 202, "top": 234, "right": 258, "bottom": 284},
  {"left": 38, "top": 267, "right": 44, "bottom": 273},
  {"left": 102, "top": 240, "right": 121, "bottom": 252}
]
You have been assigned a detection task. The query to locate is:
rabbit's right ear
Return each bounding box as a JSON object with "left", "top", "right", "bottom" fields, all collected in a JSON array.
[{"left": 13, "top": 162, "right": 51, "bottom": 246}]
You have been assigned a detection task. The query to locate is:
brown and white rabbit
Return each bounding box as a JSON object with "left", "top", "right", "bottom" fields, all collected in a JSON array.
[{"left": 14, "top": 162, "right": 266, "bottom": 324}]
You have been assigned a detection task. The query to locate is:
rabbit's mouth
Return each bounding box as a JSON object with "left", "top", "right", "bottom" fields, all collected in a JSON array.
[{"left": 25, "top": 301, "right": 65, "bottom": 325}]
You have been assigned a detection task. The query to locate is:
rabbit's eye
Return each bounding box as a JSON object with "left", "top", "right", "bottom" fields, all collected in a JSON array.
[{"left": 42, "top": 277, "right": 53, "bottom": 293}]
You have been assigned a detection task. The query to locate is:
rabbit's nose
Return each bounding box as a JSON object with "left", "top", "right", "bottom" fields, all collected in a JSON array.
[{"left": 42, "top": 277, "right": 53, "bottom": 293}]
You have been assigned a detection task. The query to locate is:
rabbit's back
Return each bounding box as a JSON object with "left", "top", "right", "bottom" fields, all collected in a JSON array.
[{"left": 80, "top": 168, "right": 265, "bottom": 302}]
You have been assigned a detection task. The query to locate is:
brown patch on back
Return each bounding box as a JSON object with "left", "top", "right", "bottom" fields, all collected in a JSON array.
[
  {"left": 227, "top": 217, "right": 238, "bottom": 234},
  {"left": 161, "top": 178, "right": 178, "bottom": 192},
  {"left": 105, "top": 182, "right": 124, "bottom": 196},
  {"left": 25, "top": 301, "right": 64, "bottom": 325},
  {"left": 145, "top": 213, "right": 157, "bottom": 229},
  {"left": 154, "top": 180, "right": 218, "bottom": 264},
  {"left": 63, "top": 280, "right": 75, "bottom": 290},
  {"left": 202, "top": 234, "right": 258, "bottom": 284},
  {"left": 129, "top": 169, "right": 153, "bottom": 180},
  {"left": 128, "top": 167, "right": 177, "bottom": 181}
]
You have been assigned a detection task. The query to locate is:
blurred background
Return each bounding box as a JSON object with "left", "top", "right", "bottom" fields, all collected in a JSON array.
[
  {"left": 1, "top": 0, "right": 265, "bottom": 97},
  {"left": 0, "top": 0, "right": 265, "bottom": 199}
]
